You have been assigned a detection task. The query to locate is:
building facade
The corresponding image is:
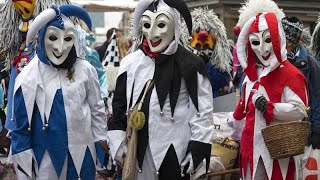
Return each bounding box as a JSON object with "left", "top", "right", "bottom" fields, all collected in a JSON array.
[{"left": 185, "top": 0, "right": 320, "bottom": 39}]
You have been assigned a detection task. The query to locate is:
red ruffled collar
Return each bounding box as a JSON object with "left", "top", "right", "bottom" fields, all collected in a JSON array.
[{"left": 141, "top": 38, "right": 160, "bottom": 59}]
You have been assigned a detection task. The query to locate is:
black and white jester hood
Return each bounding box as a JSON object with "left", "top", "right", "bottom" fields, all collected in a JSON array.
[
  {"left": 25, "top": 5, "right": 92, "bottom": 69},
  {"left": 131, "top": 0, "right": 192, "bottom": 54}
]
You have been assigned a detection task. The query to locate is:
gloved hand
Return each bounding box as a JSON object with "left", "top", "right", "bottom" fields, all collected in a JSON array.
[
  {"left": 199, "top": 53, "right": 210, "bottom": 64},
  {"left": 251, "top": 90, "right": 263, "bottom": 105},
  {"left": 311, "top": 132, "right": 320, "bottom": 149},
  {"left": 181, "top": 153, "right": 202, "bottom": 175},
  {"left": 251, "top": 90, "right": 268, "bottom": 114}
]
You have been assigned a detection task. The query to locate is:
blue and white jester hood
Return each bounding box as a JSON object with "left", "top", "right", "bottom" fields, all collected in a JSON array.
[
  {"left": 11, "top": 5, "right": 107, "bottom": 180},
  {"left": 26, "top": 4, "right": 92, "bottom": 67}
]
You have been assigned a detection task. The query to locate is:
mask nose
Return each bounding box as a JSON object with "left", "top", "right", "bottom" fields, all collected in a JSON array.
[
  {"left": 148, "top": 24, "right": 160, "bottom": 41},
  {"left": 53, "top": 39, "right": 64, "bottom": 54},
  {"left": 258, "top": 41, "right": 268, "bottom": 56},
  {"left": 197, "top": 30, "right": 208, "bottom": 44}
]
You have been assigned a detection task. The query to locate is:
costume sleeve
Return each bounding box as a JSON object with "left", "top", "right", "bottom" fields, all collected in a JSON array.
[
  {"left": 107, "top": 72, "right": 127, "bottom": 160},
  {"left": 187, "top": 73, "right": 214, "bottom": 172},
  {"left": 87, "top": 65, "right": 108, "bottom": 142},
  {"left": 11, "top": 87, "right": 37, "bottom": 178},
  {"left": 273, "top": 86, "right": 307, "bottom": 122},
  {"left": 205, "top": 62, "right": 229, "bottom": 98}
]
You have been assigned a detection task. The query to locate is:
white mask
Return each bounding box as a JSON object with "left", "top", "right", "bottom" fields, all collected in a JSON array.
[
  {"left": 45, "top": 26, "right": 76, "bottom": 65},
  {"left": 249, "top": 29, "right": 274, "bottom": 66},
  {"left": 141, "top": 10, "right": 175, "bottom": 53}
]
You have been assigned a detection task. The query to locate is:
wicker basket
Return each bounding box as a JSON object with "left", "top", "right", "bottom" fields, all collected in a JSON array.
[{"left": 261, "top": 121, "right": 310, "bottom": 159}]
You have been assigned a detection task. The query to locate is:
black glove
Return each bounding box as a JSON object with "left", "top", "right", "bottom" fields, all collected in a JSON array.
[
  {"left": 255, "top": 96, "right": 268, "bottom": 114},
  {"left": 311, "top": 132, "right": 320, "bottom": 149},
  {"left": 199, "top": 53, "right": 210, "bottom": 64}
]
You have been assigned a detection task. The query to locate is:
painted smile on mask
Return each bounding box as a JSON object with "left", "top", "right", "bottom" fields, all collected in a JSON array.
[
  {"left": 53, "top": 52, "right": 63, "bottom": 59},
  {"left": 262, "top": 52, "right": 271, "bottom": 60},
  {"left": 249, "top": 29, "right": 274, "bottom": 66},
  {"left": 150, "top": 39, "right": 162, "bottom": 47},
  {"left": 141, "top": 10, "right": 175, "bottom": 53}
]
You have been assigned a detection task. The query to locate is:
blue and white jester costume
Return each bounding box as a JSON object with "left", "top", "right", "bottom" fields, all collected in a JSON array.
[
  {"left": 11, "top": 5, "right": 108, "bottom": 179},
  {"left": 3, "top": 0, "right": 72, "bottom": 133}
]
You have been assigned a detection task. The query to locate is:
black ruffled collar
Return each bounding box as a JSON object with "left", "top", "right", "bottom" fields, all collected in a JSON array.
[{"left": 139, "top": 44, "right": 208, "bottom": 116}]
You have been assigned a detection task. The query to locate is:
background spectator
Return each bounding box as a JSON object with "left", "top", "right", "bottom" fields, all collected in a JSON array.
[{"left": 95, "top": 28, "right": 122, "bottom": 62}]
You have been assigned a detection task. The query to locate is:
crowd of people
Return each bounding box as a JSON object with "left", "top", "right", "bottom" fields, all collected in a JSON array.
[{"left": 0, "top": 0, "right": 319, "bottom": 179}]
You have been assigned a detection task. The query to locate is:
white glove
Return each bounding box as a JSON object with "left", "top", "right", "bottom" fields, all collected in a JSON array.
[{"left": 181, "top": 153, "right": 203, "bottom": 175}]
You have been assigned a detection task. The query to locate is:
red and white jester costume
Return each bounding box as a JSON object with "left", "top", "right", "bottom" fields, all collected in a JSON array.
[{"left": 233, "top": 12, "right": 309, "bottom": 180}]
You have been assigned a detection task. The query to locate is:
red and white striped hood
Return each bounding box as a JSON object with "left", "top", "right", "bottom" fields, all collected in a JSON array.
[{"left": 237, "top": 12, "right": 287, "bottom": 82}]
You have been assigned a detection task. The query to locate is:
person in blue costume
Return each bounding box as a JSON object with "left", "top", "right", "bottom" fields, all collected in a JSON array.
[
  {"left": 202, "top": 56, "right": 231, "bottom": 98},
  {"left": 181, "top": 7, "right": 232, "bottom": 98},
  {"left": 10, "top": 5, "right": 108, "bottom": 179}
]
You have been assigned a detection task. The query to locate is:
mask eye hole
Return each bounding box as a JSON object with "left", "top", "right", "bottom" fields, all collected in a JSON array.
[
  {"left": 265, "top": 38, "right": 271, "bottom": 43},
  {"left": 195, "top": 43, "right": 201, "bottom": 49},
  {"left": 64, "top": 37, "right": 73, "bottom": 42},
  {"left": 143, "top": 23, "right": 151, "bottom": 29},
  {"left": 24, "top": 7, "right": 30, "bottom": 14},
  {"left": 203, "top": 44, "right": 209, "bottom": 49},
  {"left": 158, "top": 23, "right": 165, "bottom": 28},
  {"left": 18, "top": 9, "right": 23, "bottom": 15},
  {"left": 49, "top": 35, "right": 58, "bottom": 41},
  {"left": 251, "top": 41, "right": 260, "bottom": 46}
]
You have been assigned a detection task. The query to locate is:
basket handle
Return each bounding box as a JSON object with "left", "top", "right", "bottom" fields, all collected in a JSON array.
[{"left": 295, "top": 104, "right": 308, "bottom": 118}]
